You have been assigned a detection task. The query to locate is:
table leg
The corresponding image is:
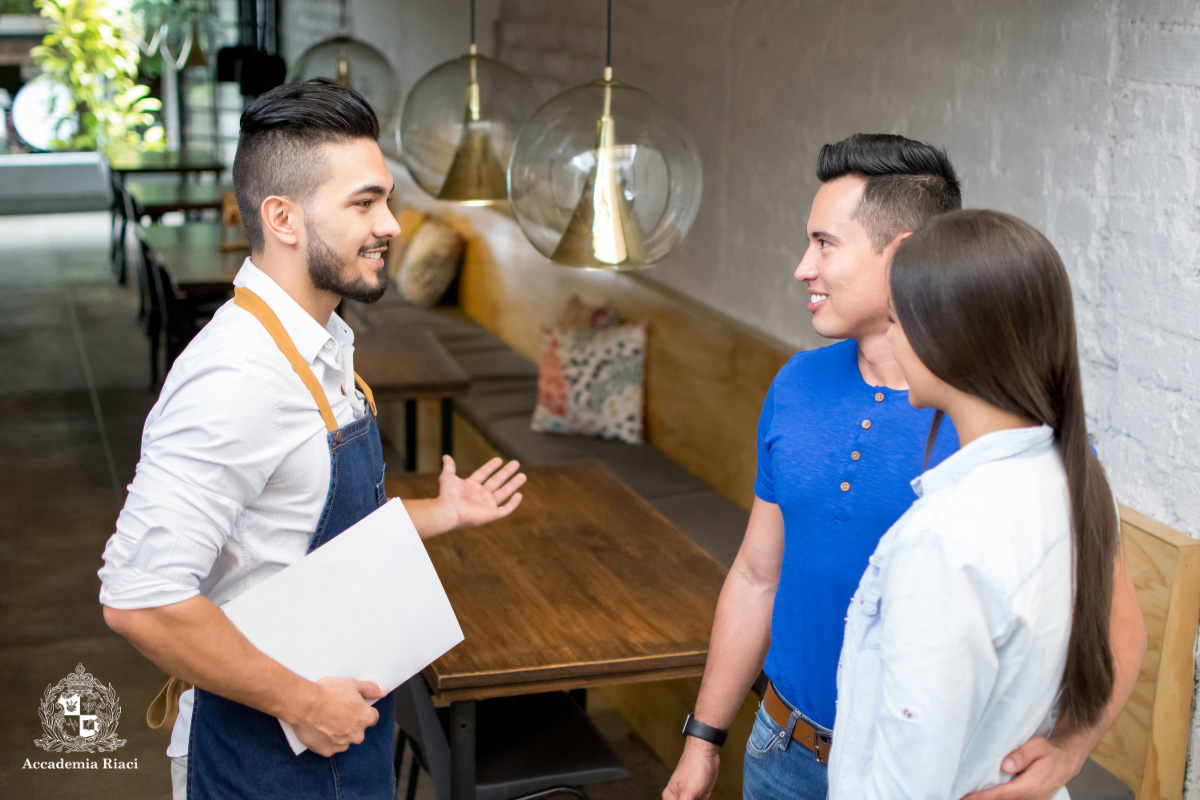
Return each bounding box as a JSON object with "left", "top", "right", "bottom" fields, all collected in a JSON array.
[
  {"left": 405, "top": 399, "right": 418, "bottom": 472},
  {"left": 449, "top": 700, "right": 476, "bottom": 800},
  {"left": 440, "top": 398, "right": 455, "bottom": 458}
]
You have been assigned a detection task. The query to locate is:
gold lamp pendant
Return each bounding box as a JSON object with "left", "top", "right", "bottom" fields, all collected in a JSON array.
[
  {"left": 437, "top": 52, "right": 508, "bottom": 204},
  {"left": 336, "top": 40, "right": 352, "bottom": 86},
  {"left": 551, "top": 70, "right": 647, "bottom": 268}
]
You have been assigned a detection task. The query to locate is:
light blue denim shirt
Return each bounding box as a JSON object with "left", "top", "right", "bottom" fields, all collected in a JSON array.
[{"left": 828, "top": 424, "right": 1073, "bottom": 800}]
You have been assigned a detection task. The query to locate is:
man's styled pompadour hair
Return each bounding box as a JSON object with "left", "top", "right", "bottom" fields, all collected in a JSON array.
[
  {"left": 817, "top": 133, "right": 962, "bottom": 250},
  {"left": 232, "top": 78, "right": 379, "bottom": 254}
]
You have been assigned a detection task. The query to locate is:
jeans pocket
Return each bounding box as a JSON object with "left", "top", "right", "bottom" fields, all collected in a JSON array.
[{"left": 745, "top": 702, "right": 783, "bottom": 759}]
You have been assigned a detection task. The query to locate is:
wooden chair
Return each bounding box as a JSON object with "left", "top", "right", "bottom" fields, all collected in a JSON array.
[{"left": 1088, "top": 505, "right": 1200, "bottom": 799}]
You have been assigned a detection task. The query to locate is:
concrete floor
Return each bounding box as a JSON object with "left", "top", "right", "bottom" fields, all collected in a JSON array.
[{"left": 0, "top": 213, "right": 671, "bottom": 799}]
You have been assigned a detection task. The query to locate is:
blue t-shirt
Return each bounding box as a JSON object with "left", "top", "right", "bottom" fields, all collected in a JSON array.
[{"left": 755, "top": 339, "right": 959, "bottom": 729}]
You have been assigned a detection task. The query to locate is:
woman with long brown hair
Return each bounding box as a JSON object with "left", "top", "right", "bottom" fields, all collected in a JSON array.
[{"left": 827, "top": 209, "right": 1120, "bottom": 799}]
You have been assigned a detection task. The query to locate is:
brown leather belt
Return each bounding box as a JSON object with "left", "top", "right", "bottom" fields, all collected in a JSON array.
[{"left": 764, "top": 682, "right": 832, "bottom": 765}]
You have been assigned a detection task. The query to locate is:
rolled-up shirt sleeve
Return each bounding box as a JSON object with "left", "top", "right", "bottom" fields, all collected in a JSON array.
[{"left": 99, "top": 361, "right": 284, "bottom": 609}]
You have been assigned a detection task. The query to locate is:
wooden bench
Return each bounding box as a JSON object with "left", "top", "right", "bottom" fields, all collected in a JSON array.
[
  {"left": 376, "top": 186, "right": 1199, "bottom": 799},
  {"left": 1090, "top": 506, "right": 1200, "bottom": 799}
]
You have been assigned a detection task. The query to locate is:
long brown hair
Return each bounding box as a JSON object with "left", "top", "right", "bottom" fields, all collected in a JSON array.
[{"left": 890, "top": 209, "right": 1117, "bottom": 728}]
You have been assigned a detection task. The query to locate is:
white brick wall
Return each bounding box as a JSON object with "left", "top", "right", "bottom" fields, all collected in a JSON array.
[{"left": 334, "top": 0, "right": 1200, "bottom": 792}]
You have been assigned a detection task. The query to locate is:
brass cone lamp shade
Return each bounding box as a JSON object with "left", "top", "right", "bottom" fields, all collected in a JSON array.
[
  {"left": 182, "top": 21, "right": 207, "bottom": 68},
  {"left": 400, "top": 42, "right": 539, "bottom": 205},
  {"left": 435, "top": 54, "right": 510, "bottom": 203},
  {"left": 550, "top": 79, "right": 646, "bottom": 267},
  {"left": 508, "top": 67, "right": 702, "bottom": 270}
]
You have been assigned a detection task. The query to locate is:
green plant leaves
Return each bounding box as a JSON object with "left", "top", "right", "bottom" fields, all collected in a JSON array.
[{"left": 31, "top": 0, "right": 164, "bottom": 152}]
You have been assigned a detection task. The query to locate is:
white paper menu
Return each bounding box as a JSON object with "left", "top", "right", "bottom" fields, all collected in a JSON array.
[{"left": 221, "top": 499, "right": 464, "bottom": 754}]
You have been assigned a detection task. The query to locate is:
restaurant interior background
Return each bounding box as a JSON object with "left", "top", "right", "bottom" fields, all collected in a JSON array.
[{"left": 2, "top": 0, "right": 1200, "bottom": 798}]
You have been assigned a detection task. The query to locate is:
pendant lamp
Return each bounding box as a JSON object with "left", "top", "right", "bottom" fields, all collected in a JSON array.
[
  {"left": 399, "top": 0, "right": 540, "bottom": 205},
  {"left": 507, "top": 0, "right": 702, "bottom": 269},
  {"left": 290, "top": 0, "right": 401, "bottom": 127}
]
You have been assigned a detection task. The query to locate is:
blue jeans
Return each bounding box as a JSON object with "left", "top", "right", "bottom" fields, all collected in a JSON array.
[{"left": 743, "top": 699, "right": 830, "bottom": 800}]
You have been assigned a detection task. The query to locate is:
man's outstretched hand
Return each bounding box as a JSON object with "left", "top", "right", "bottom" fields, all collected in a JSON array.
[{"left": 437, "top": 455, "right": 526, "bottom": 529}]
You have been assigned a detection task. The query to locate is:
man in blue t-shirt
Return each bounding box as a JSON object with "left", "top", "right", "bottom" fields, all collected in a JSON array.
[{"left": 664, "top": 134, "right": 1146, "bottom": 800}]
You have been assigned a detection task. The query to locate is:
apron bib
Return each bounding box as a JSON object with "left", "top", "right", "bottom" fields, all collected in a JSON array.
[{"left": 188, "top": 287, "right": 394, "bottom": 800}]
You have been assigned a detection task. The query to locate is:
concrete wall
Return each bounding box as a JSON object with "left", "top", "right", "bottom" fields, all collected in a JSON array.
[{"left": 289, "top": 0, "right": 1200, "bottom": 791}]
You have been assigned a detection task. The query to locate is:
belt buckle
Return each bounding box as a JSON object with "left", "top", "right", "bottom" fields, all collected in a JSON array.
[{"left": 813, "top": 729, "right": 832, "bottom": 765}]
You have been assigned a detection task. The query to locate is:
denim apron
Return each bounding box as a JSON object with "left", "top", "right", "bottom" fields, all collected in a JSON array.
[{"left": 188, "top": 287, "right": 395, "bottom": 800}]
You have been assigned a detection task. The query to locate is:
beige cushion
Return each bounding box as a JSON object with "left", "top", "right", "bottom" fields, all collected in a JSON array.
[{"left": 398, "top": 219, "right": 464, "bottom": 307}]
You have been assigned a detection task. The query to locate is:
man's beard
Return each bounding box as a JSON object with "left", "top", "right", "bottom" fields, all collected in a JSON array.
[{"left": 305, "top": 224, "right": 388, "bottom": 304}]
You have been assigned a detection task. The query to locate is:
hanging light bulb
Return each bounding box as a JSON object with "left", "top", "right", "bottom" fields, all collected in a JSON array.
[
  {"left": 291, "top": 0, "right": 401, "bottom": 127},
  {"left": 399, "top": 0, "right": 540, "bottom": 205},
  {"left": 507, "top": 0, "right": 702, "bottom": 269}
]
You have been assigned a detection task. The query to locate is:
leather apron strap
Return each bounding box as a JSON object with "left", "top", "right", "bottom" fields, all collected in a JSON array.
[{"left": 233, "top": 287, "right": 376, "bottom": 429}]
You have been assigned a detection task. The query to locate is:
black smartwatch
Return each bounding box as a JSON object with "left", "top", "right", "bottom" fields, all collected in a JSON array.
[{"left": 681, "top": 714, "right": 728, "bottom": 747}]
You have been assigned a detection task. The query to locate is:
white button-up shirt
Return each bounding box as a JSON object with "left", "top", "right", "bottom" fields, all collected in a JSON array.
[
  {"left": 829, "top": 425, "right": 1073, "bottom": 800},
  {"left": 98, "top": 259, "right": 367, "bottom": 756}
]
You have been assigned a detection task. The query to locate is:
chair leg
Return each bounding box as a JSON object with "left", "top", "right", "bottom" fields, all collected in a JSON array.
[
  {"left": 149, "top": 327, "right": 160, "bottom": 390},
  {"left": 117, "top": 215, "right": 129, "bottom": 285},
  {"left": 405, "top": 748, "right": 421, "bottom": 800}
]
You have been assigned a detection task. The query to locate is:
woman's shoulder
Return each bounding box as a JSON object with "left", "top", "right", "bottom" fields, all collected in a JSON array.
[{"left": 897, "top": 452, "right": 1071, "bottom": 584}]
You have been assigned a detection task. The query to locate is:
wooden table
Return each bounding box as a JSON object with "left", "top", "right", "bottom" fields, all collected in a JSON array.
[
  {"left": 353, "top": 327, "right": 471, "bottom": 471},
  {"left": 127, "top": 181, "right": 231, "bottom": 219},
  {"left": 387, "top": 462, "right": 728, "bottom": 800},
  {"left": 105, "top": 148, "right": 225, "bottom": 180},
  {"left": 141, "top": 221, "right": 247, "bottom": 295}
]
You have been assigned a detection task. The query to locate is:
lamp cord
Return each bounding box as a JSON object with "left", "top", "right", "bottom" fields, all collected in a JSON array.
[
  {"left": 470, "top": 0, "right": 476, "bottom": 47},
  {"left": 337, "top": 0, "right": 347, "bottom": 33},
  {"left": 605, "top": 0, "right": 612, "bottom": 68}
]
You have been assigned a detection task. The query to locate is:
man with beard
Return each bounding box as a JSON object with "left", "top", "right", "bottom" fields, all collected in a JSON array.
[{"left": 99, "top": 79, "right": 526, "bottom": 800}]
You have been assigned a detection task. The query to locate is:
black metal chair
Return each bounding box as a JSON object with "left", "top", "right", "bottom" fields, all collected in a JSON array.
[
  {"left": 133, "top": 232, "right": 164, "bottom": 389},
  {"left": 395, "top": 679, "right": 629, "bottom": 800},
  {"left": 147, "top": 254, "right": 227, "bottom": 384},
  {"left": 106, "top": 163, "right": 131, "bottom": 284},
  {"left": 134, "top": 229, "right": 227, "bottom": 388}
]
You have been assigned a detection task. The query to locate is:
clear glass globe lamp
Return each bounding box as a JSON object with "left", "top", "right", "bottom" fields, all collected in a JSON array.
[
  {"left": 399, "top": 46, "right": 540, "bottom": 205},
  {"left": 507, "top": 68, "right": 703, "bottom": 269},
  {"left": 290, "top": 36, "right": 401, "bottom": 129}
]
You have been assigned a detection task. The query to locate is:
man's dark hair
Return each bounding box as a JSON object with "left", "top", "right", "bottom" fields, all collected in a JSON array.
[
  {"left": 816, "top": 133, "right": 961, "bottom": 251},
  {"left": 233, "top": 78, "right": 380, "bottom": 254}
]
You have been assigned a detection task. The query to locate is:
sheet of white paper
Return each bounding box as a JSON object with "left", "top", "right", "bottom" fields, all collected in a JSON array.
[{"left": 221, "top": 499, "right": 463, "bottom": 754}]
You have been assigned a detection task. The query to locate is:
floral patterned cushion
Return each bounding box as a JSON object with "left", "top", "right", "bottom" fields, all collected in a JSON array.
[{"left": 531, "top": 322, "right": 647, "bottom": 445}]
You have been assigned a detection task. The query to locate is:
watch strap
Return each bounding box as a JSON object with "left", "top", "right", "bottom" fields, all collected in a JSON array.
[{"left": 681, "top": 713, "right": 728, "bottom": 747}]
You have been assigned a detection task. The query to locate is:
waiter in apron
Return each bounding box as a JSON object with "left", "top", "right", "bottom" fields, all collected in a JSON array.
[{"left": 98, "top": 78, "right": 526, "bottom": 800}]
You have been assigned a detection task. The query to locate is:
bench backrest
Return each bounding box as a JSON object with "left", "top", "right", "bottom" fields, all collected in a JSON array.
[
  {"left": 452, "top": 225, "right": 792, "bottom": 509},
  {"left": 1096, "top": 505, "right": 1200, "bottom": 799}
]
